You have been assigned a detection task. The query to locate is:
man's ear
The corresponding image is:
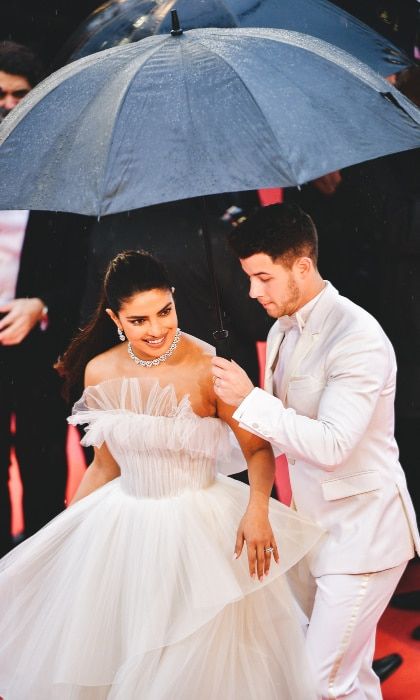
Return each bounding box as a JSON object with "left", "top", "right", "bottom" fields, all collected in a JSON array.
[{"left": 294, "top": 257, "right": 312, "bottom": 278}]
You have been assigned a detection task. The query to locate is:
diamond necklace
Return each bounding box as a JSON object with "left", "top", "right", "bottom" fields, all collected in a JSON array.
[{"left": 127, "top": 328, "right": 181, "bottom": 367}]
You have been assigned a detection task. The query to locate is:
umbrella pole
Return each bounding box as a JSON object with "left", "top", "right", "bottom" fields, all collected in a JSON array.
[{"left": 200, "top": 196, "right": 231, "bottom": 359}]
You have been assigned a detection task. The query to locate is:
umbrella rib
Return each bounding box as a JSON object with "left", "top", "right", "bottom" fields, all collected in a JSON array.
[
  {"left": 199, "top": 28, "right": 386, "bottom": 91},
  {"left": 96, "top": 39, "right": 170, "bottom": 215},
  {"left": 0, "top": 43, "right": 155, "bottom": 146}
]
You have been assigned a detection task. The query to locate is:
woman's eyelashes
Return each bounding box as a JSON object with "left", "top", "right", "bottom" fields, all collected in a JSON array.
[
  {"left": 159, "top": 306, "right": 172, "bottom": 317},
  {"left": 128, "top": 306, "right": 172, "bottom": 326}
]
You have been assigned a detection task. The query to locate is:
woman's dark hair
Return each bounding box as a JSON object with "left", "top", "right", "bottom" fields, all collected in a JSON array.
[
  {"left": 229, "top": 203, "right": 318, "bottom": 267},
  {"left": 57, "top": 250, "right": 172, "bottom": 401}
]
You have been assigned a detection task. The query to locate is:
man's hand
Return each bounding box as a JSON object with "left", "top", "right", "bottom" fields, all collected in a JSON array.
[
  {"left": 0, "top": 298, "right": 45, "bottom": 345},
  {"left": 211, "top": 356, "right": 254, "bottom": 407},
  {"left": 234, "top": 504, "right": 279, "bottom": 580}
]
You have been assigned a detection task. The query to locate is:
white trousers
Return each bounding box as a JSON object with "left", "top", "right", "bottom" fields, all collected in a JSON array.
[{"left": 305, "top": 562, "right": 407, "bottom": 700}]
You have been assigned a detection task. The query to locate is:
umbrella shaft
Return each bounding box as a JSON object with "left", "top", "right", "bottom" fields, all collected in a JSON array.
[{"left": 200, "top": 197, "right": 230, "bottom": 359}]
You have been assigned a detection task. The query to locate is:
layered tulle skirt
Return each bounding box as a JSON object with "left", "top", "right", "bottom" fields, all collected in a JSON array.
[{"left": 0, "top": 475, "right": 322, "bottom": 699}]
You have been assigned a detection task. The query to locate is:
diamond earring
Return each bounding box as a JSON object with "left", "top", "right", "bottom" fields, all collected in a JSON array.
[{"left": 117, "top": 327, "right": 126, "bottom": 342}]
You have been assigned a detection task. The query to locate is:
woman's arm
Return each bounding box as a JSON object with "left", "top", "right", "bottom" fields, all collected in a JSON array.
[
  {"left": 69, "top": 359, "right": 121, "bottom": 505},
  {"left": 217, "top": 397, "right": 279, "bottom": 582},
  {"left": 70, "top": 442, "right": 120, "bottom": 505}
]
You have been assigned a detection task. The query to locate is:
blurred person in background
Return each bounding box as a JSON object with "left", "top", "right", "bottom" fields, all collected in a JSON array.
[
  {"left": 0, "top": 40, "right": 42, "bottom": 122},
  {"left": 0, "top": 41, "right": 90, "bottom": 556}
]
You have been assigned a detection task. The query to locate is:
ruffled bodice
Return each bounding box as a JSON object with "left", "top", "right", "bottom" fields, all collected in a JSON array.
[{"left": 69, "top": 378, "right": 243, "bottom": 499}]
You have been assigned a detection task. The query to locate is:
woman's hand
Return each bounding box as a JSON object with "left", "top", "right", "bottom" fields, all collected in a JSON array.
[
  {"left": 234, "top": 503, "right": 279, "bottom": 581},
  {"left": 214, "top": 387, "right": 278, "bottom": 582}
]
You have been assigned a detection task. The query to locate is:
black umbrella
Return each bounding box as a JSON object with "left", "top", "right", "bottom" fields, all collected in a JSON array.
[{"left": 58, "top": 0, "right": 412, "bottom": 76}]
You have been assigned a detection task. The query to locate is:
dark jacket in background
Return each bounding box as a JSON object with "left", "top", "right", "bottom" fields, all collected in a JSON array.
[{"left": 0, "top": 211, "right": 90, "bottom": 554}]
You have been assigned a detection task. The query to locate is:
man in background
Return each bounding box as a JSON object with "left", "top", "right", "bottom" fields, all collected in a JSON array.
[{"left": 0, "top": 41, "right": 90, "bottom": 555}]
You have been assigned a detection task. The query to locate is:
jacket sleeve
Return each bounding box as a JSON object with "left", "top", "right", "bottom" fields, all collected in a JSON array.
[{"left": 233, "top": 330, "right": 395, "bottom": 471}]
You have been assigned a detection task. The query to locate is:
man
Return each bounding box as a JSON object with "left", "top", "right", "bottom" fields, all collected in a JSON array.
[
  {"left": 0, "top": 41, "right": 39, "bottom": 121},
  {"left": 285, "top": 65, "right": 420, "bottom": 642},
  {"left": 0, "top": 41, "right": 90, "bottom": 555},
  {"left": 212, "top": 203, "right": 419, "bottom": 699}
]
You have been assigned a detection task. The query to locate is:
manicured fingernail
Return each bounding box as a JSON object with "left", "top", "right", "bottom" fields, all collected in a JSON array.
[
  {"left": 232, "top": 553, "right": 238, "bottom": 560},
  {"left": 259, "top": 576, "right": 264, "bottom": 582},
  {"left": 252, "top": 573, "right": 257, "bottom": 580}
]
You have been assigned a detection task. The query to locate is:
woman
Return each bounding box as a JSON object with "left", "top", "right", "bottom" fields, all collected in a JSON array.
[{"left": 0, "top": 251, "right": 322, "bottom": 699}]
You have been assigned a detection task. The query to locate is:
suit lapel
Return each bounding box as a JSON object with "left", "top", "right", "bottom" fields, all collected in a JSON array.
[
  {"left": 264, "top": 325, "right": 284, "bottom": 393},
  {"left": 279, "top": 328, "right": 318, "bottom": 403},
  {"left": 282, "top": 282, "right": 339, "bottom": 401},
  {"left": 265, "top": 282, "right": 340, "bottom": 400}
]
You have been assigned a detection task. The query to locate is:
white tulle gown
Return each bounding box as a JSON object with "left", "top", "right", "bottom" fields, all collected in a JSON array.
[{"left": 0, "top": 378, "right": 322, "bottom": 699}]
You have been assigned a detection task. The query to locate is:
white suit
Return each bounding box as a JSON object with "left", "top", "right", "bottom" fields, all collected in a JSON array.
[{"left": 233, "top": 282, "right": 419, "bottom": 699}]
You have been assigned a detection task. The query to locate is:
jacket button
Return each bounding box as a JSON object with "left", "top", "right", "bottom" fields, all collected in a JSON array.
[
  {"left": 289, "top": 458, "right": 296, "bottom": 465},
  {"left": 252, "top": 422, "right": 259, "bottom": 429}
]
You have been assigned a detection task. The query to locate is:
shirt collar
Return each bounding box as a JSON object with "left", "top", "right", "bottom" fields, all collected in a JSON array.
[{"left": 277, "top": 283, "right": 328, "bottom": 334}]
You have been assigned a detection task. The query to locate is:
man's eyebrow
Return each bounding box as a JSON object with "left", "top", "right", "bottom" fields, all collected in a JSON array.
[{"left": 125, "top": 302, "right": 172, "bottom": 320}]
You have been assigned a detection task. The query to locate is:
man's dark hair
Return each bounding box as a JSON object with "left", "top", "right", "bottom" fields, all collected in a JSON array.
[
  {"left": 0, "top": 41, "right": 44, "bottom": 87},
  {"left": 229, "top": 203, "right": 318, "bottom": 267}
]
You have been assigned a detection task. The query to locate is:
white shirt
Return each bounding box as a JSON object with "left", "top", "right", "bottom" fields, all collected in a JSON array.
[
  {"left": 273, "top": 285, "right": 327, "bottom": 397},
  {"left": 0, "top": 210, "right": 29, "bottom": 304}
]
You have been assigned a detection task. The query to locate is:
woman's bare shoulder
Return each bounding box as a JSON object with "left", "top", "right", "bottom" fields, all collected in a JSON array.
[
  {"left": 84, "top": 345, "right": 123, "bottom": 387},
  {"left": 182, "top": 332, "right": 215, "bottom": 359},
  {"left": 180, "top": 334, "right": 217, "bottom": 409}
]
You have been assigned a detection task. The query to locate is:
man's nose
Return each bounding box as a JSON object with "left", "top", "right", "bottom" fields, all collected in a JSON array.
[
  {"left": 249, "top": 278, "right": 262, "bottom": 299},
  {"left": 1, "top": 95, "right": 19, "bottom": 111}
]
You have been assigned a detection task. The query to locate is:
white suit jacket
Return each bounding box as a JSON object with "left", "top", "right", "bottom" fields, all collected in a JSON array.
[{"left": 234, "top": 282, "right": 420, "bottom": 576}]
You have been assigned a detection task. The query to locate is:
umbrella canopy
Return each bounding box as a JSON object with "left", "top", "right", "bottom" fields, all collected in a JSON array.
[
  {"left": 0, "top": 26, "right": 419, "bottom": 217},
  {"left": 59, "top": 0, "right": 412, "bottom": 76}
]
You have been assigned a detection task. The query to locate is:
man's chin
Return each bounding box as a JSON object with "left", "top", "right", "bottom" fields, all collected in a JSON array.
[{"left": 261, "top": 304, "right": 279, "bottom": 318}]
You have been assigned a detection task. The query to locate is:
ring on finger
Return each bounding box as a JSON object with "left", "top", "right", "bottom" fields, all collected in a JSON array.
[{"left": 264, "top": 546, "right": 274, "bottom": 554}]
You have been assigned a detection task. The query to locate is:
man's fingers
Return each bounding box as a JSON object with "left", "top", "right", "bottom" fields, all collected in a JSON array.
[
  {"left": 0, "top": 303, "right": 13, "bottom": 313},
  {"left": 0, "top": 318, "right": 26, "bottom": 344},
  {"left": 0, "top": 313, "right": 13, "bottom": 331},
  {"left": 211, "top": 356, "right": 232, "bottom": 374}
]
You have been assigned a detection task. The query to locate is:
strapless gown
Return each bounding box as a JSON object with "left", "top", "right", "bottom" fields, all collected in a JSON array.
[{"left": 0, "top": 378, "right": 322, "bottom": 699}]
